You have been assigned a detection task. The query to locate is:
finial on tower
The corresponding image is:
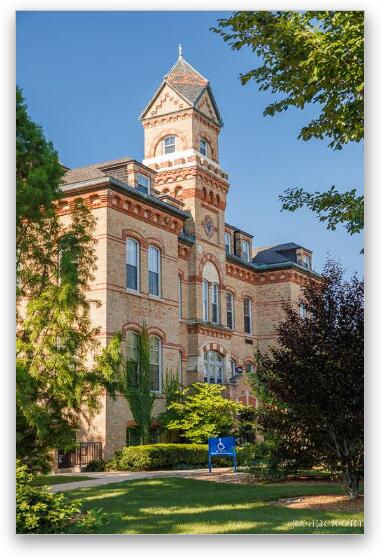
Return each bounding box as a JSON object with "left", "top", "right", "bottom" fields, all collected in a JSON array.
[{"left": 178, "top": 43, "right": 183, "bottom": 58}]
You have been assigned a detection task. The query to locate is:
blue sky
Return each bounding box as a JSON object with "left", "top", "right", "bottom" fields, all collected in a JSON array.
[{"left": 16, "top": 10, "right": 364, "bottom": 276}]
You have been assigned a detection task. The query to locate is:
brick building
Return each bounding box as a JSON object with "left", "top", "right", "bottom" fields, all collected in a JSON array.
[{"left": 60, "top": 52, "right": 316, "bottom": 460}]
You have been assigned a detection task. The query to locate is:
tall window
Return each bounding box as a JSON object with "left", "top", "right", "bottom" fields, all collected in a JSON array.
[
  {"left": 302, "top": 255, "right": 311, "bottom": 269},
  {"left": 148, "top": 246, "right": 160, "bottom": 297},
  {"left": 299, "top": 302, "right": 307, "bottom": 319},
  {"left": 224, "top": 232, "right": 231, "bottom": 255},
  {"left": 178, "top": 350, "right": 183, "bottom": 384},
  {"left": 230, "top": 359, "right": 236, "bottom": 379},
  {"left": 226, "top": 291, "right": 234, "bottom": 330},
  {"left": 211, "top": 283, "right": 219, "bottom": 324},
  {"left": 126, "top": 238, "right": 139, "bottom": 291},
  {"left": 242, "top": 240, "right": 250, "bottom": 262},
  {"left": 204, "top": 350, "right": 223, "bottom": 384},
  {"left": 126, "top": 331, "right": 138, "bottom": 385},
  {"left": 244, "top": 297, "right": 252, "bottom": 334},
  {"left": 136, "top": 173, "right": 150, "bottom": 195},
  {"left": 202, "top": 280, "right": 209, "bottom": 322},
  {"left": 149, "top": 336, "right": 161, "bottom": 392},
  {"left": 178, "top": 275, "right": 182, "bottom": 319},
  {"left": 199, "top": 138, "right": 207, "bottom": 156},
  {"left": 126, "top": 331, "right": 138, "bottom": 362},
  {"left": 163, "top": 135, "right": 176, "bottom": 154}
]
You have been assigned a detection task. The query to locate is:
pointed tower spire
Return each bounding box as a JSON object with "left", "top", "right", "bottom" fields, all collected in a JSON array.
[{"left": 178, "top": 43, "right": 183, "bottom": 58}]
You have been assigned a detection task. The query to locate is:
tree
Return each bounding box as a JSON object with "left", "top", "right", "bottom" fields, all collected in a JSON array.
[
  {"left": 250, "top": 259, "right": 363, "bottom": 498},
  {"left": 16, "top": 88, "right": 114, "bottom": 470},
  {"left": 212, "top": 11, "right": 364, "bottom": 236},
  {"left": 105, "top": 324, "right": 156, "bottom": 445},
  {"left": 163, "top": 382, "right": 244, "bottom": 443}
]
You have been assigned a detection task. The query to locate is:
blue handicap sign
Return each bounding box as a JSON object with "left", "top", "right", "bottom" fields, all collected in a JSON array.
[{"left": 208, "top": 436, "right": 237, "bottom": 472}]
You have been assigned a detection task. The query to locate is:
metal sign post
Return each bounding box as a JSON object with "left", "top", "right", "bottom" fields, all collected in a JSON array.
[{"left": 208, "top": 436, "right": 237, "bottom": 472}]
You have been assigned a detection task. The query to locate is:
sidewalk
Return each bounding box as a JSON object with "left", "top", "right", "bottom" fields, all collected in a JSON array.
[{"left": 50, "top": 468, "right": 238, "bottom": 492}]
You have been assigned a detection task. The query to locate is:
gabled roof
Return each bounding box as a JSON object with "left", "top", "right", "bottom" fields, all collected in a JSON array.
[{"left": 140, "top": 55, "right": 223, "bottom": 126}]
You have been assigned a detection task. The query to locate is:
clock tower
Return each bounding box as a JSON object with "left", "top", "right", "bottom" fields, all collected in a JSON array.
[{"left": 140, "top": 49, "right": 230, "bottom": 317}]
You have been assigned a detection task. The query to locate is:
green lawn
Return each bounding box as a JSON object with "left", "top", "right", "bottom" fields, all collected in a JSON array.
[
  {"left": 65, "top": 477, "right": 364, "bottom": 534},
  {"left": 33, "top": 475, "right": 95, "bottom": 486}
]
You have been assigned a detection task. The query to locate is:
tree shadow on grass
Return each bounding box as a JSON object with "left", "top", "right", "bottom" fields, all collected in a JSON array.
[{"left": 66, "top": 478, "right": 364, "bottom": 535}]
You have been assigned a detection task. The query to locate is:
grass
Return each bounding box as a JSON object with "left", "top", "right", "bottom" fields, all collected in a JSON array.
[
  {"left": 33, "top": 475, "right": 95, "bottom": 486},
  {"left": 65, "top": 477, "right": 364, "bottom": 534}
]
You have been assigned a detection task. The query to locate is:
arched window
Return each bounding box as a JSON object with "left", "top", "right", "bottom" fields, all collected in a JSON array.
[
  {"left": 149, "top": 336, "right": 162, "bottom": 393},
  {"left": 126, "top": 331, "right": 138, "bottom": 362},
  {"left": 244, "top": 297, "right": 252, "bottom": 334},
  {"left": 199, "top": 138, "right": 208, "bottom": 157},
  {"left": 299, "top": 302, "right": 307, "bottom": 319},
  {"left": 230, "top": 358, "right": 236, "bottom": 379},
  {"left": 202, "top": 261, "right": 220, "bottom": 324},
  {"left": 126, "top": 238, "right": 139, "bottom": 291},
  {"left": 148, "top": 245, "right": 161, "bottom": 297},
  {"left": 163, "top": 135, "right": 176, "bottom": 154},
  {"left": 226, "top": 291, "right": 234, "bottom": 330},
  {"left": 245, "top": 362, "right": 254, "bottom": 373},
  {"left": 204, "top": 350, "right": 223, "bottom": 384}
]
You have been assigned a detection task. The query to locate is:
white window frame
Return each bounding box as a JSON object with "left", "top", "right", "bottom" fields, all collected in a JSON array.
[
  {"left": 242, "top": 240, "right": 250, "bottom": 262},
  {"left": 199, "top": 138, "right": 208, "bottom": 157},
  {"left": 202, "top": 279, "right": 209, "bottom": 322},
  {"left": 211, "top": 283, "right": 219, "bottom": 324},
  {"left": 302, "top": 255, "right": 311, "bottom": 269},
  {"left": 204, "top": 350, "right": 224, "bottom": 384},
  {"left": 149, "top": 336, "right": 162, "bottom": 393},
  {"left": 126, "top": 331, "right": 138, "bottom": 362},
  {"left": 163, "top": 135, "right": 176, "bottom": 154},
  {"left": 230, "top": 358, "right": 236, "bottom": 379},
  {"left": 178, "top": 275, "right": 182, "bottom": 319},
  {"left": 126, "top": 238, "right": 140, "bottom": 292},
  {"left": 226, "top": 291, "right": 234, "bottom": 330},
  {"left": 244, "top": 297, "right": 252, "bottom": 335},
  {"left": 148, "top": 245, "right": 161, "bottom": 297},
  {"left": 224, "top": 232, "right": 232, "bottom": 255},
  {"left": 136, "top": 173, "right": 150, "bottom": 195}
]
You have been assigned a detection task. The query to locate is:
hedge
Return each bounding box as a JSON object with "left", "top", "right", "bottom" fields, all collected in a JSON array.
[{"left": 105, "top": 443, "right": 241, "bottom": 471}]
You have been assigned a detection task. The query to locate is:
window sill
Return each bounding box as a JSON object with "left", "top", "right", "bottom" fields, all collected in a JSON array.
[
  {"left": 148, "top": 294, "right": 161, "bottom": 301},
  {"left": 125, "top": 288, "right": 142, "bottom": 297}
]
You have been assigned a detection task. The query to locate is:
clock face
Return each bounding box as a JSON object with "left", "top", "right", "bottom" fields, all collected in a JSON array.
[{"left": 204, "top": 217, "right": 214, "bottom": 237}]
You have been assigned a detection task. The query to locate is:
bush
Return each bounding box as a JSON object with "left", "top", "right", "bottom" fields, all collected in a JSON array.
[
  {"left": 238, "top": 440, "right": 310, "bottom": 481},
  {"left": 84, "top": 459, "right": 107, "bottom": 472},
  {"left": 105, "top": 443, "right": 236, "bottom": 471},
  {"left": 16, "top": 461, "right": 105, "bottom": 533}
]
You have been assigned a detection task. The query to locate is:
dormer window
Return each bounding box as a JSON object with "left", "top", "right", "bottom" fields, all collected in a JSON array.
[
  {"left": 224, "top": 232, "right": 231, "bottom": 255},
  {"left": 242, "top": 240, "right": 250, "bottom": 262},
  {"left": 163, "top": 136, "right": 176, "bottom": 154},
  {"left": 136, "top": 173, "right": 150, "bottom": 195},
  {"left": 200, "top": 139, "right": 208, "bottom": 157},
  {"left": 302, "top": 255, "right": 311, "bottom": 269}
]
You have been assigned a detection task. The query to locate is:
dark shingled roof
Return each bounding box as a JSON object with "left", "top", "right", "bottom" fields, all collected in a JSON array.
[
  {"left": 252, "top": 243, "right": 310, "bottom": 266},
  {"left": 140, "top": 55, "right": 223, "bottom": 126},
  {"left": 166, "top": 57, "right": 208, "bottom": 105},
  {"left": 63, "top": 156, "right": 134, "bottom": 184}
]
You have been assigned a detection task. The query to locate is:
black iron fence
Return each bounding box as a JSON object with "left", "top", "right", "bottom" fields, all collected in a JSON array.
[{"left": 57, "top": 442, "right": 102, "bottom": 468}]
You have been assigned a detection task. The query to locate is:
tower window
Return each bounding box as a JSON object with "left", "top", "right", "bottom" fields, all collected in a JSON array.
[
  {"left": 211, "top": 283, "right": 219, "bottom": 324},
  {"left": 204, "top": 350, "right": 223, "bottom": 384},
  {"left": 199, "top": 139, "right": 208, "bottom": 157},
  {"left": 202, "top": 280, "right": 209, "bottom": 322},
  {"left": 136, "top": 173, "right": 150, "bottom": 195},
  {"left": 163, "top": 136, "right": 176, "bottom": 154}
]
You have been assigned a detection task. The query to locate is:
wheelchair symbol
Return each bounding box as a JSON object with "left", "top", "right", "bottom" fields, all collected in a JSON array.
[{"left": 217, "top": 438, "right": 226, "bottom": 452}]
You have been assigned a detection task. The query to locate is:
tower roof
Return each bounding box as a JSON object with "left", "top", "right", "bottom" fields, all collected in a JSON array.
[{"left": 140, "top": 50, "right": 223, "bottom": 126}]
